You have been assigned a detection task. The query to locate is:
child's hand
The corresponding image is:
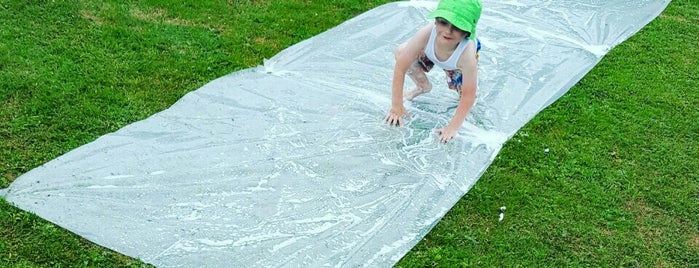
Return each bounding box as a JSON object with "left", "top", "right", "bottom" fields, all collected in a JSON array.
[
  {"left": 434, "top": 127, "right": 458, "bottom": 143},
  {"left": 385, "top": 105, "right": 411, "bottom": 127}
]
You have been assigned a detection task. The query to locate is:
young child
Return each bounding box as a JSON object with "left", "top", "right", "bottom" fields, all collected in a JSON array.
[{"left": 384, "top": 0, "right": 482, "bottom": 143}]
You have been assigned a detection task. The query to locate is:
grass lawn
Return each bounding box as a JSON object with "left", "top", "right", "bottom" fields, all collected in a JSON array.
[{"left": 1, "top": 0, "right": 697, "bottom": 267}]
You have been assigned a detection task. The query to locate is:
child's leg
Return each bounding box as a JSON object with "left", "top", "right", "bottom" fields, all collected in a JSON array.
[
  {"left": 404, "top": 60, "right": 433, "bottom": 101},
  {"left": 393, "top": 46, "right": 432, "bottom": 101},
  {"left": 404, "top": 61, "right": 432, "bottom": 100},
  {"left": 393, "top": 45, "right": 432, "bottom": 100}
]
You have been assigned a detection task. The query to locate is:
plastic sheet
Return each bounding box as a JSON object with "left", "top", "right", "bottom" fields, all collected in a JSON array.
[{"left": 2, "top": 0, "right": 669, "bottom": 267}]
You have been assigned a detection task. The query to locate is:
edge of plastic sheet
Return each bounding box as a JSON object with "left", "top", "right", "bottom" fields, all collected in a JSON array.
[{"left": 0, "top": 188, "right": 7, "bottom": 198}]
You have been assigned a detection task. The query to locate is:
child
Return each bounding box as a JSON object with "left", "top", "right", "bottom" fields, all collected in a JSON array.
[{"left": 384, "top": 0, "right": 482, "bottom": 143}]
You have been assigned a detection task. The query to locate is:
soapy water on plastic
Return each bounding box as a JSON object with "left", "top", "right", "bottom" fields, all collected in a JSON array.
[{"left": 1, "top": 0, "right": 669, "bottom": 267}]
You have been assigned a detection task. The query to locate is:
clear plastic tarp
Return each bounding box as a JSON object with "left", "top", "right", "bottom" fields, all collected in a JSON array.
[{"left": 2, "top": 0, "right": 669, "bottom": 267}]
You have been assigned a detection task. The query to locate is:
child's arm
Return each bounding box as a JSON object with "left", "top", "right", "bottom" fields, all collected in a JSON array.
[
  {"left": 435, "top": 43, "right": 479, "bottom": 143},
  {"left": 385, "top": 25, "right": 432, "bottom": 126}
]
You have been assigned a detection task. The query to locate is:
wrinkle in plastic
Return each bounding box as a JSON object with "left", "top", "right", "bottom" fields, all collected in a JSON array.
[{"left": 2, "top": 0, "right": 669, "bottom": 267}]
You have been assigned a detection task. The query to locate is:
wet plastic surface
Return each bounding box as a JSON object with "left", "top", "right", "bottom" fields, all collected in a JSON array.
[{"left": 2, "top": 1, "right": 669, "bottom": 267}]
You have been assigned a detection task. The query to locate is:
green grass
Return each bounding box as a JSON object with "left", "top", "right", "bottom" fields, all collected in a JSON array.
[{"left": 1, "top": 0, "right": 697, "bottom": 267}]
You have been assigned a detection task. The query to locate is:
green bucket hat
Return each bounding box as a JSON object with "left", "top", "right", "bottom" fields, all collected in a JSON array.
[{"left": 428, "top": 0, "right": 482, "bottom": 38}]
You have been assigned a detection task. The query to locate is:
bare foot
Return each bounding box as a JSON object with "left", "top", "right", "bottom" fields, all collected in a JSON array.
[{"left": 404, "top": 87, "right": 431, "bottom": 100}]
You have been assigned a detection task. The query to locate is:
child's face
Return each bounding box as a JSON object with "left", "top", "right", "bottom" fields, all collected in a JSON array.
[{"left": 435, "top": 18, "right": 471, "bottom": 40}]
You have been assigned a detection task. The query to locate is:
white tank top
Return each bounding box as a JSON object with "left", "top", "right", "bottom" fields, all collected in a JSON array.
[{"left": 424, "top": 27, "right": 471, "bottom": 71}]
